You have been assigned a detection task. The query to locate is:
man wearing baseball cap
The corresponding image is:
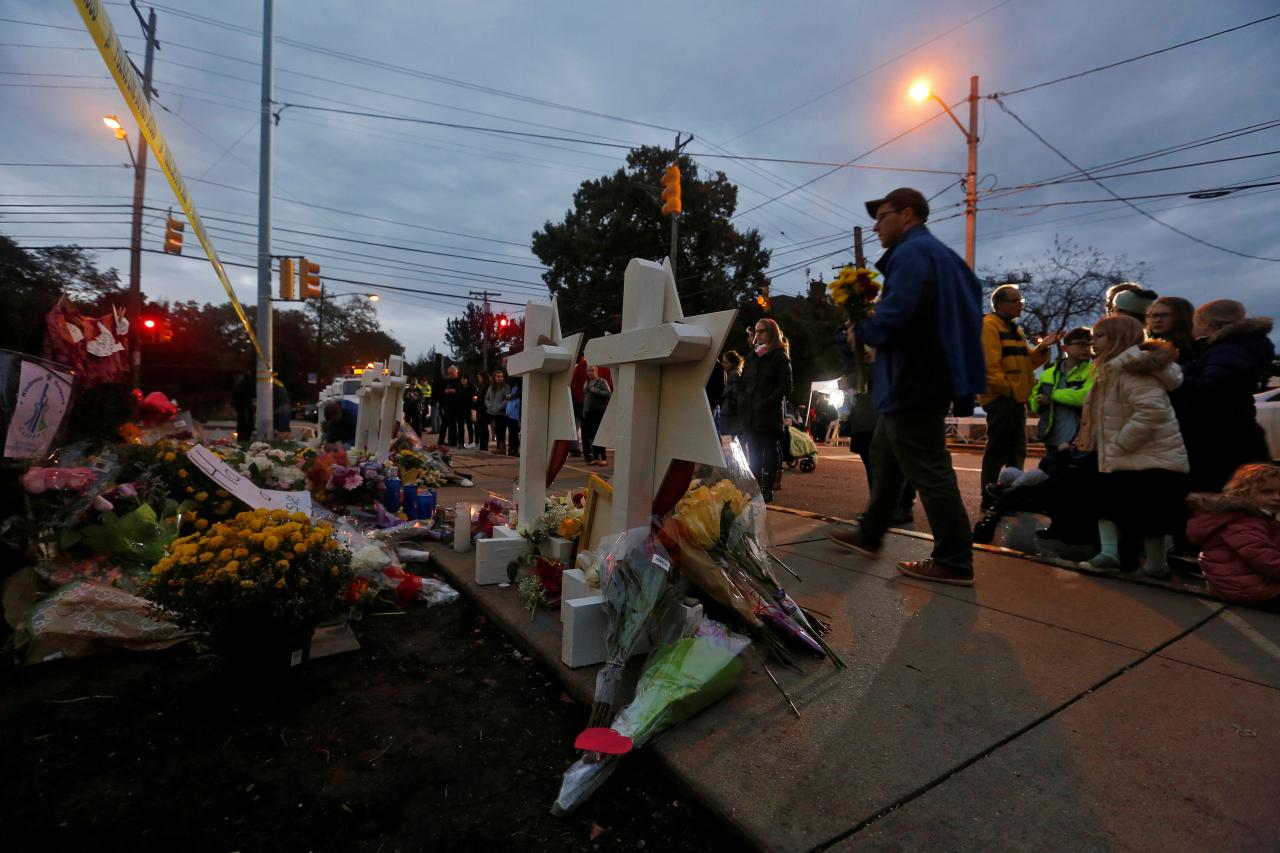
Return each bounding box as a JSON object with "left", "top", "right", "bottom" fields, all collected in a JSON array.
[{"left": 828, "top": 187, "right": 985, "bottom": 586}]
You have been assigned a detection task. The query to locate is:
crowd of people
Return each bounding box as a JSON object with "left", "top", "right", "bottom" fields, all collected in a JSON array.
[
  {"left": 321, "top": 184, "right": 1277, "bottom": 609},
  {"left": 782, "top": 185, "right": 1277, "bottom": 608}
]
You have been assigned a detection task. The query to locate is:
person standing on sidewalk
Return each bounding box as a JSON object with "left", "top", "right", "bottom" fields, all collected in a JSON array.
[
  {"left": 485, "top": 369, "right": 511, "bottom": 454},
  {"left": 581, "top": 366, "right": 612, "bottom": 466},
  {"left": 979, "top": 284, "right": 1059, "bottom": 508},
  {"left": 827, "top": 187, "right": 985, "bottom": 586},
  {"left": 739, "top": 318, "right": 793, "bottom": 502}
]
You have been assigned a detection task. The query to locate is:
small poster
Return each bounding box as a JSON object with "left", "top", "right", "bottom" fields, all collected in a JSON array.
[
  {"left": 186, "top": 445, "right": 313, "bottom": 514},
  {"left": 4, "top": 358, "right": 74, "bottom": 459}
]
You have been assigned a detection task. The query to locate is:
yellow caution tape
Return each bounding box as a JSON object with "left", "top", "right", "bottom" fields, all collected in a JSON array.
[{"left": 72, "top": 0, "right": 271, "bottom": 371}]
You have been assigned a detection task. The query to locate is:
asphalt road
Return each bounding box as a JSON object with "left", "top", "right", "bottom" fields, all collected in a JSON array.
[{"left": 769, "top": 443, "right": 989, "bottom": 532}]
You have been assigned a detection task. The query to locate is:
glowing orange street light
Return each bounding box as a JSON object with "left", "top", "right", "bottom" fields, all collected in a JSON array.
[
  {"left": 102, "top": 114, "right": 126, "bottom": 139},
  {"left": 907, "top": 75, "right": 981, "bottom": 269},
  {"left": 366, "top": 293, "right": 380, "bottom": 302}
]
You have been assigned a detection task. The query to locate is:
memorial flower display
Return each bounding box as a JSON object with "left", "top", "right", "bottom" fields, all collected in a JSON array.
[{"left": 142, "top": 508, "right": 353, "bottom": 638}]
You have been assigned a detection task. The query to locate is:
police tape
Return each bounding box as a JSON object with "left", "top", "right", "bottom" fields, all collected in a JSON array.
[{"left": 72, "top": 0, "right": 271, "bottom": 371}]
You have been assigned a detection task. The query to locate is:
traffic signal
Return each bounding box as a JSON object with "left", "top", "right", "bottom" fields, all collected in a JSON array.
[
  {"left": 496, "top": 314, "right": 510, "bottom": 337},
  {"left": 279, "top": 258, "right": 295, "bottom": 300},
  {"left": 300, "top": 258, "right": 321, "bottom": 299},
  {"left": 755, "top": 285, "right": 771, "bottom": 312},
  {"left": 163, "top": 209, "right": 184, "bottom": 255},
  {"left": 660, "top": 165, "right": 682, "bottom": 215}
]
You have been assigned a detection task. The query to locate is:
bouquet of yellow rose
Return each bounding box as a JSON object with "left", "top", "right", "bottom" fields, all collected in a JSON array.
[
  {"left": 663, "top": 444, "right": 844, "bottom": 668},
  {"left": 828, "top": 264, "right": 882, "bottom": 393},
  {"left": 142, "top": 508, "right": 353, "bottom": 639}
]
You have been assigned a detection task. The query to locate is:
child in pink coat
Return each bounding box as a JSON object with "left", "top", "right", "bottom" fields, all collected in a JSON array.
[{"left": 1186, "top": 463, "right": 1280, "bottom": 606}]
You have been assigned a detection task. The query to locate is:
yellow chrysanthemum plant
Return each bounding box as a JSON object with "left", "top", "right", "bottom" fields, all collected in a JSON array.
[
  {"left": 142, "top": 509, "right": 354, "bottom": 639},
  {"left": 828, "top": 264, "right": 882, "bottom": 393}
]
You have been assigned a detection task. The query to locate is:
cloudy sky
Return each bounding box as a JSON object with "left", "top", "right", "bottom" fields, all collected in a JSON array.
[{"left": 3, "top": 0, "right": 1278, "bottom": 364}]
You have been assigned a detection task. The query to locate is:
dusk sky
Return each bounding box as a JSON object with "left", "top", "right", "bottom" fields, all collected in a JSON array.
[{"left": 3, "top": 0, "right": 1278, "bottom": 362}]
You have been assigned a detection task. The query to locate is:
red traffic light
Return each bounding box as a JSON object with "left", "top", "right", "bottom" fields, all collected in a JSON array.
[
  {"left": 143, "top": 318, "right": 157, "bottom": 329},
  {"left": 497, "top": 316, "right": 509, "bottom": 328}
]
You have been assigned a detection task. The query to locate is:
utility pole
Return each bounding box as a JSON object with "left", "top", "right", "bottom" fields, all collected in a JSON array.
[
  {"left": 254, "top": 0, "right": 275, "bottom": 440},
  {"left": 470, "top": 289, "right": 497, "bottom": 372},
  {"left": 668, "top": 133, "right": 691, "bottom": 278},
  {"left": 964, "top": 75, "right": 980, "bottom": 270},
  {"left": 127, "top": 1, "right": 157, "bottom": 389}
]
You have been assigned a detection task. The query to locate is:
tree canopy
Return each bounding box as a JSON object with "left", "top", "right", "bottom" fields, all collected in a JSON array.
[
  {"left": 530, "top": 146, "right": 771, "bottom": 336},
  {"left": 444, "top": 302, "right": 525, "bottom": 373}
]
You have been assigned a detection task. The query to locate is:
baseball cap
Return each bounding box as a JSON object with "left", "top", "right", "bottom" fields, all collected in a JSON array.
[{"left": 864, "top": 187, "right": 929, "bottom": 221}]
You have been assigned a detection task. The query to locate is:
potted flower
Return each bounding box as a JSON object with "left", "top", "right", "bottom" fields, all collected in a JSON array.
[{"left": 142, "top": 508, "right": 353, "bottom": 669}]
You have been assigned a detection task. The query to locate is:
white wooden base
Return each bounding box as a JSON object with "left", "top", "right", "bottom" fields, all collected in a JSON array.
[
  {"left": 538, "top": 536, "right": 574, "bottom": 564},
  {"left": 559, "top": 568, "right": 593, "bottom": 622},
  {"left": 475, "top": 525, "right": 529, "bottom": 585},
  {"left": 560, "top": 598, "right": 704, "bottom": 669}
]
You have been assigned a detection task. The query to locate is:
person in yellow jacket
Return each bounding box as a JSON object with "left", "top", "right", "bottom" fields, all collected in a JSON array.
[{"left": 979, "top": 284, "right": 1061, "bottom": 507}]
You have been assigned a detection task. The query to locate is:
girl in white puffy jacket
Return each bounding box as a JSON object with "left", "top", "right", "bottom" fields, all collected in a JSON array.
[{"left": 1075, "top": 315, "right": 1189, "bottom": 577}]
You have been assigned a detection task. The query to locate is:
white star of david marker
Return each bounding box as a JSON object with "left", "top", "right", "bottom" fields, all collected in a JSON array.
[
  {"left": 505, "top": 298, "right": 583, "bottom": 518},
  {"left": 585, "top": 258, "right": 736, "bottom": 532}
]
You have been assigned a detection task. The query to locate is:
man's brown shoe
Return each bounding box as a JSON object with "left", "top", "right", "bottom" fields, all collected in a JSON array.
[
  {"left": 897, "top": 558, "right": 975, "bottom": 587},
  {"left": 827, "top": 527, "right": 880, "bottom": 558}
]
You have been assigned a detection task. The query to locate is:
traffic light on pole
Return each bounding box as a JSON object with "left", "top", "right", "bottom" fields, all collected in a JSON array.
[
  {"left": 496, "top": 314, "right": 509, "bottom": 337},
  {"left": 300, "top": 258, "right": 321, "bottom": 299},
  {"left": 660, "top": 165, "right": 682, "bottom": 215},
  {"left": 279, "top": 258, "right": 296, "bottom": 300},
  {"left": 163, "top": 209, "right": 184, "bottom": 254}
]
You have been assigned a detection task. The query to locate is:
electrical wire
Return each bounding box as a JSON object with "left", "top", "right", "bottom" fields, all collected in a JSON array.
[
  {"left": 721, "top": 0, "right": 1021, "bottom": 143},
  {"left": 992, "top": 98, "right": 1280, "bottom": 263},
  {"left": 731, "top": 103, "right": 956, "bottom": 221},
  {"left": 990, "top": 12, "right": 1280, "bottom": 99}
]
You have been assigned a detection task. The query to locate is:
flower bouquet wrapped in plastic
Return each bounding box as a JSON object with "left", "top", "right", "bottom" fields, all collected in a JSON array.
[
  {"left": 663, "top": 440, "right": 843, "bottom": 667},
  {"left": 586, "top": 526, "right": 687, "bottom": 729},
  {"left": 552, "top": 619, "right": 749, "bottom": 815}
]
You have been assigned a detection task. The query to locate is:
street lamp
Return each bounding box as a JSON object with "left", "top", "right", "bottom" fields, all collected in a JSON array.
[
  {"left": 102, "top": 112, "right": 146, "bottom": 385},
  {"left": 366, "top": 293, "right": 380, "bottom": 302},
  {"left": 908, "top": 76, "right": 981, "bottom": 270}
]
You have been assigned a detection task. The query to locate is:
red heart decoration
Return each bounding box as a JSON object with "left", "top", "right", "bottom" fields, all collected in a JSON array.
[{"left": 573, "top": 727, "right": 633, "bottom": 755}]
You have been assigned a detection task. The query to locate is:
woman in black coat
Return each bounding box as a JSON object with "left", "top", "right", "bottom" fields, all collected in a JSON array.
[
  {"left": 738, "top": 318, "right": 793, "bottom": 501},
  {"left": 1178, "top": 300, "right": 1275, "bottom": 493}
]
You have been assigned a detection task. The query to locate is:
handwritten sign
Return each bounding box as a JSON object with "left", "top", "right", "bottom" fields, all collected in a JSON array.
[{"left": 186, "top": 446, "right": 312, "bottom": 514}]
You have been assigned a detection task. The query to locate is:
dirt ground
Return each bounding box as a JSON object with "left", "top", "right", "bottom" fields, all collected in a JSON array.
[{"left": 0, "top": 593, "right": 738, "bottom": 852}]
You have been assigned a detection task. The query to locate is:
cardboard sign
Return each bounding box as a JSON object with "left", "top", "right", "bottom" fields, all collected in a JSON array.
[
  {"left": 185, "top": 446, "right": 312, "bottom": 514},
  {"left": 4, "top": 358, "right": 74, "bottom": 459}
]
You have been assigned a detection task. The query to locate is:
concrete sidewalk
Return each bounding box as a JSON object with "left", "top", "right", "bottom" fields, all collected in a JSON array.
[{"left": 433, "top": 449, "right": 1280, "bottom": 852}]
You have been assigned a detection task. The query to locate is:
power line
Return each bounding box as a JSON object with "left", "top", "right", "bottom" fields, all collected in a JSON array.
[
  {"left": 721, "top": 0, "right": 1020, "bottom": 143},
  {"left": 731, "top": 103, "right": 955, "bottom": 221},
  {"left": 102, "top": 3, "right": 687, "bottom": 136},
  {"left": 990, "top": 12, "right": 1280, "bottom": 98},
  {"left": 981, "top": 148, "right": 1280, "bottom": 196},
  {"left": 992, "top": 98, "right": 1280, "bottom": 263},
  {"left": 979, "top": 180, "right": 1280, "bottom": 210}
]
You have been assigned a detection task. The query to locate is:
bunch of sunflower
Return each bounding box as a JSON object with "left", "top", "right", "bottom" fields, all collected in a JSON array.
[
  {"left": 143, "top": 508, "right": 353, "bottom": 637},
  {"left": 827, "top": 265, "right": 881, "bottom": 318}
]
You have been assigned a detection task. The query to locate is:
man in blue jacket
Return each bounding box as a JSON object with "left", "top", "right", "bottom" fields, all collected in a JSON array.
[{"left": 828, "top": 188, "right": 985, "bottom": 586}]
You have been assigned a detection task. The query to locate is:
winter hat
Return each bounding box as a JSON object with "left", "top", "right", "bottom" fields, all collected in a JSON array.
[{"left": 1113, "top": 288, "right": 1158, "bottom": 320}]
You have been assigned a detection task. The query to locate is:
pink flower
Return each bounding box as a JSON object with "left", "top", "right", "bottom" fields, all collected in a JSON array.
[
  {"left": 93, "top": 495, "right": 114, "bottom": 512},
  {"left": 21, "top": 468, "right": 48, "bottom": 494}
]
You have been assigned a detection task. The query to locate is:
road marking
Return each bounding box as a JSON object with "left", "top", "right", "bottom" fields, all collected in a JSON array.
[{"left": 813, "top": 454, "right": 981, "bottom": 472}]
